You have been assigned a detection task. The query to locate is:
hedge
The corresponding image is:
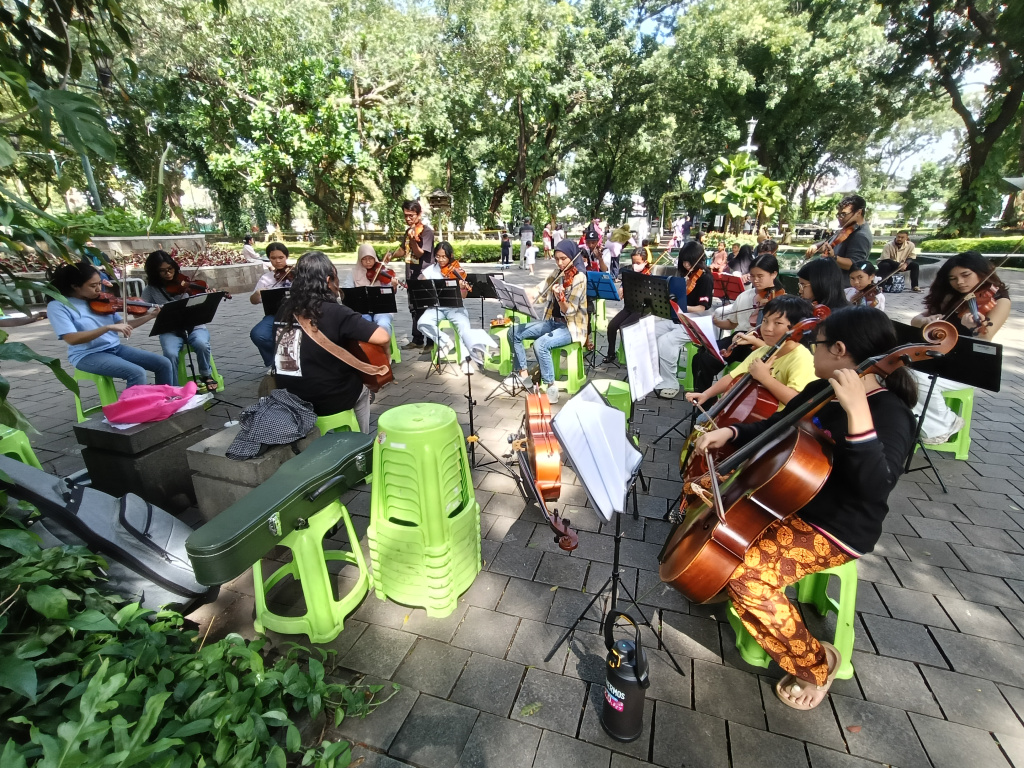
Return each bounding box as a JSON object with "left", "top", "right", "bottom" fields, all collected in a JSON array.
[{"left": 918, "top": 236, "right": 1024, "bottom": 254}]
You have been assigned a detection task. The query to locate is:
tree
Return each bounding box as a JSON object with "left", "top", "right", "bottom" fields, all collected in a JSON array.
[
  {"left": 880, "top": 0, "right": 1024, "bottom": 236},
  {"left": 900, "top": 161, "right": 956, "bottom": 223},
  {"left": 702, "top": 153, "right": 786, "bottom": 234}
]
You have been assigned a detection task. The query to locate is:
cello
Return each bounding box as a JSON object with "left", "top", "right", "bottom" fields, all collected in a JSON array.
[{"left": 659, "top": 321, "right": 957, "bottom": 603}]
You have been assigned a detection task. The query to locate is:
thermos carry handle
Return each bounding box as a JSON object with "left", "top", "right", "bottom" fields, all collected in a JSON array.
[{"left": 603, "top": 611, "right": 650, "bottom": 688}]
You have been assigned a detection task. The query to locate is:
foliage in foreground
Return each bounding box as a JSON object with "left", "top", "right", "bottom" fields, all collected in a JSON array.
[{"left": 0, "top": 513, "right": 396, "bottom": 767}]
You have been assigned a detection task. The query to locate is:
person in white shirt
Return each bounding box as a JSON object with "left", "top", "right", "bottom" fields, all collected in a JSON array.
[
  {"left": 844, "top": 260, "right": 886, "bottom": 311},
  {"left": 348, "top": 243, "right": 397, "bottom": 335},
  {"left": 523, "top": 240, "right": 538, "bottom": 275},
  {"left": 241, "top": 235, "right": 261, "bottom": 262}
]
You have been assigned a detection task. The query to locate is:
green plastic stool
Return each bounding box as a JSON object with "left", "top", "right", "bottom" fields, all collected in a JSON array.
[
  {"left": 591, "top": 379, "right": 632, "bottom": 419},
  {"left": 72, "top": 369, "right": 119, "bottom": 423},
  {"left": 485, "top": 326, "right": 513, "bottom": 377},
  {"left": 368, "top": 403, "right": 481, "bottom": 617},
  {"left": 504, "top": 309, "right": 531, "bottom": 324},
  {"left": 390, "top": 332, "right": 401, "bottom": 364},
  {"left": 726, "top": 559, "right": 858, "bottom": 680},
  {"left": 676, "top": 342, "right": 699, "bottom": 392},
  {"left": 317, "top": 410, "right": 360, "bottom": 435},
  {"left": 924, "top": 387, "right": 974, "bottom": 461},
  {"left": 430, "top": 319, "right": 463, "bottom": 365},
  {"left": 176, "top": 349, "right": 225, "bottom": 394},
  {"left": 594, "top": 298, "right": 608, "bottom": 332},
  {"left": 551, "top": 341, "right": 586, "bottom": 395},
  {"left": 0, "top": 426, "right": 42, "bottom": 469},
  {"left": 252, "top": 499, "right": 369, "bottom": 643}
]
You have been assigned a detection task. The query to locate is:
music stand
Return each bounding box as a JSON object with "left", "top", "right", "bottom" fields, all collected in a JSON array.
[
  {"left": 586, "top": 272, "right": 620, "bottom": 372},
  {"left": 408, "top": 279, "right": 465, "bottom": 378},
  {"left": 653, "top": 311, "right": 722, "bottom": 445},
  {"left": 466, "top": 273, "right": 502, "bottom": 327},
  {"left": 261, "top": 288, "right": 288, "bottom": 316},
  {"left": 487, "top": 279, "right": 542, "bottom": 399},
  {"left": 341, "top": 286, "right": 399, "bottom": 316},
  {"left": 620, "top": 270, "right": 673, "bottom": 320},
  {"left": 893, "top": 322, "right": 1002, "bottom": 491}
]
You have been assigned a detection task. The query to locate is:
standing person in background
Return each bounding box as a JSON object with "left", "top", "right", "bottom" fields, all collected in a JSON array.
[
  {"left": 804, "top": 194, "right": 873, "bottom": 287},
  {"left": 519, "top": 218, "right": 534, "bottom": 269},
  {"left": 241, "top": 235, "right": 260, "bottom": 262},
  {"left": 523, "top": 240, "right": 538, "bottom": 275},
  {"left": 500, "top": 232, "right": 512, "bottom": 269},
  {"left": 542, "top": 223, "right": 553, "bottom": 259},
  {"left": 250, "top": 242, "right": 293, "bottom": 367},
  {"left": 877, "top": 230, "right": 920, "bottom": 292},
  {"left": 553, "top": 223, "right": 565, "bottom": 247},
  {"left": 681, "top": 216, "right": 692, "bottom": 242},
  {"left": 395, "top": 200, "right": 435, "bottom": 349}
]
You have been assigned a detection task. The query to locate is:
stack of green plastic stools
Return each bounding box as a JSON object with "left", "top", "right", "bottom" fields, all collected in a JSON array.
[
  {"left": 726, "top": 559, "right": 858, "bottom": 680},
  {"left": 551, "top": 341, "right": 587, "bottom": 394},
  {"left": 676, "top": 341, "right": 699, "bottom": 391},
  {"left": 368, "top": 403, "right": 481, "bottom": 617}
]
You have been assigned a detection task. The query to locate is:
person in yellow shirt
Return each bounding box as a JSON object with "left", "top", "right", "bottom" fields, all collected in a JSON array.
[{"left": 686, "top": 295, "right": 816, "bottom": 410}]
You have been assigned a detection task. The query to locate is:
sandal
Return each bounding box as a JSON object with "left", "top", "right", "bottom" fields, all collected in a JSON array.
[
  {"left": 201, "top": 376, "right": 219, "bottom": 394},
  {"left": 774, "top": 641, "right": 840, "bottom": 711}
]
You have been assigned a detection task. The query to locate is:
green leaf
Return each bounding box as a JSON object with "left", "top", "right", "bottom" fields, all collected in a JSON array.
[
  {"left": 286, "top": 724, "right": 301, "bottom": 753},
  {"left": 0, "top": 656, "right": 37, "bottom": 702},
  {"left": 168, "top": 719, "right": 212, "bottom": 739},
  {"left": 29, "top": 88, "right": 117, "bottom": 163},
  {"left": 0, "top": 138, "right": 16, "bottom": 169},
  {"left": 266, "top": 746, "right": 286, "bottom": 768},
  {"left": 69, "top": 610, "right": 118, "bottom": 632},
  {"left": 27, "top": 584, "right": 69, "bottom": 619},
  {"left": 0, "top": 527, "right": 42, "bottom": 556},
  {"left": 519, "top": 701, "right": 543, "bottom": 717},
  {"left": 1, "top": 739, "right": 27, "bottom": 768},
  {"left": 0, "top": 399, "right": 35, "bottom": 433}
]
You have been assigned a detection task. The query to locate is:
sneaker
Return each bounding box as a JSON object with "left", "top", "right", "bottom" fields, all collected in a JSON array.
[
  {"left": 402, "top": 340, "right": 423, "bottom": 349},
  {"left": 912, "top": 286, "right": 922, "bottom": 292},
  {"left": 601, "top": 354, "right": 617, "bottom": 365},
  {"left": 546, "top": 382, "right": 560, "bottom": 404},
  {"left": 657, "top": 388, "right": 679, "bottom": 399}
]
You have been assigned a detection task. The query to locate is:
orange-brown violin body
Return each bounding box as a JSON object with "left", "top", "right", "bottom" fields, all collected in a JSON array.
[{"left": 89, "top": 292, "right": 158, "bottom": 316}]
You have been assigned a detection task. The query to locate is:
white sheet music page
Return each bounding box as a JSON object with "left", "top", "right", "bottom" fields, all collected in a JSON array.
[{"left": 621, "top": 315, "right": 662, "bottom": 398}]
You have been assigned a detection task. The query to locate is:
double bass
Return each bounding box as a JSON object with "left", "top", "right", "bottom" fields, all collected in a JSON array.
[{"left": 659, "top": 322, "right": 957, "bottom": 603}]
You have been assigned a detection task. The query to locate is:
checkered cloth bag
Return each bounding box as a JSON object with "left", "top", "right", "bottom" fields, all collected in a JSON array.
[
  {"left": 226, "top": 389, "right": 317, "bottom": 460},
  {"left": 882, "top": 273, "right": 905, "bottom": 294}
]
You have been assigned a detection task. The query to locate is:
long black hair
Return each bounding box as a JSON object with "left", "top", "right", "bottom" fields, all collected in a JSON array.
[
  {"left": 51, "top": 261, "right": 99, "bottom": 297},
  {"left": 924, "top": 251, "right": 1007, "bottom": 316},
  {"left": 434, "top": 241, "right": 454, "bottom": 264},
  {"left": 276, "top": 251, "right": 339, "bottom": 329},
  {"left": 144, "top": 249, "right": 179, "bottom": 286},
  {"left": 676, "top": 241, "right": 706, "bottom": 276},
  {"left": 728, "top": 244, "right": 756, "bottom": 275},
  {"left": 797, "top": 259, "right": 849, "bottom": 310},
  {"left": 818, "top": 305, "right": 916, "bottom": 408}
]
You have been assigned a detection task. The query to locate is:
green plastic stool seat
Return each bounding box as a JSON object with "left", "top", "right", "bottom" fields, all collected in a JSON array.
[
  {"left": 72, "top": 369, "right": 119, "bottom": 423},
  {"left": 176, "top": 349, "right": 225, "bottom": 394},
  {"left": 431, "top": 319, "right": 463, "bottom": 365},
  {"left": 551, "top": 341, "right": 586, "bottom": 395},
  {"left": 0, "top": 426, "right": 42, "bottom": 469},
  {"left": 369, "top": 403, "right": 481, "bottom": 617},
  {"left": 390, "top": 332, "right": 401, "bottom": 363},
  {"left": 504, "top": 309, "right": 531, "bottom": 324},
  {"left": 726, "top": 559, "right": 858, "bottom": 680},
  {"left": 924, "top": 387, "right": 974, "bottom": 461},
  {"left": 252, "top": 499, "right": 369, "bottom": 643},
  {"left": 591, "top": 379, "right": 632, "bottom": 419},
  {"left": 676, "top": 342, "right": 699, "bottom": 392},
  {"left": 317, "top": 410, "right": 360, "bottom": 435},
  {"left": 485, "top": 326, "right": 513, "bottom": 376}
]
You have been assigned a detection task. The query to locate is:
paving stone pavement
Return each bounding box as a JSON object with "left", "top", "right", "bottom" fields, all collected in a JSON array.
[{"left": 5, "top": 258, "right": 1024, "bottom": 767}]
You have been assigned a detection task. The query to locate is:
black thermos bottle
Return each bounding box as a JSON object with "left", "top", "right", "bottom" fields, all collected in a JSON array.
[{"left": 600, "top": 611, "right": 650, "bottom": 742}]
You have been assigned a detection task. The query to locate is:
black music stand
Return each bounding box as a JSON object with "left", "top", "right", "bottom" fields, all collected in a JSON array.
[
  {"left": 341, "top": 286, "right": 399, "bottom": 316},
  {"left": 466, "top": 273, "right": 503, "bottom": 327},
  {"left": 408, "top": 279, "right": 465, "bottom": 378},
  {"left": 487, "top": 279, "right": 542, "bottom": 399},
  {"left": 893, "top": 322, "right": 1002, "bottom": 491},
  {"left": 586, "top": 272, "right": 621, "bottom": 372},
  {"left": 260, "top": 287, "right": 288, "bottom": 316},
  {"left": 620, "top": 270, "right": 673, "bottom": 320}
]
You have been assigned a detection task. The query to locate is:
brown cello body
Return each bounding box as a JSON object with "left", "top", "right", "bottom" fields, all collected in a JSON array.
[
  {"left": 661, "top": 423, "right": 833, "bottom": 603},
  {"left": 525, "top": 393, "right": 561, "bottom": 501},
  {"left": 344, "top": 339, "right": 393, "bottom": 392}
]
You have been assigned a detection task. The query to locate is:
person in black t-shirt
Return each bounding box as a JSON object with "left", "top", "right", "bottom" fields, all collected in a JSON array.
[
  {"left": 653, "top": 242, "right": 713, "bottom": 398},
  {"left": 274, "top": 251, "right": 390, "bottom": 432},
  {"left": 804, "top": 194, "right": 873, "bottom": 287},
  {"left": 694, "top": 307, "right": 917, "bottom": 712},
  {"left": 396, "top": 200, "right": 436, "bottom": 349},
  {"left": 796, "top": 258, "right": 850, "bottom": 312}
]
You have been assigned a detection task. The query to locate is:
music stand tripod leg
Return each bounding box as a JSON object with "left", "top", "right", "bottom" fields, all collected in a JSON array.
[
  {"left": 486, "top": 315, "right": 526, "bottom": 400},
  {"left": 903, "top": 373, "right": 948, "bottom": 493}
]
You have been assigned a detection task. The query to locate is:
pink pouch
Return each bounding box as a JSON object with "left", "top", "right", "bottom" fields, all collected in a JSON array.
[{"left": 102, "top": 382, "right": 199, "bottom": 424}]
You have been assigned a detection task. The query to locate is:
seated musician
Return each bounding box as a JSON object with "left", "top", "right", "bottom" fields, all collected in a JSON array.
[
  {"left": 141, "top": 250, "right": 219, "bottom": 392},
  {"left": 686, "top": 295, "right": 816, "bottom": 411},
  {"left": 691, "top": 254, "right": 782, "bottom": 392},
  {"left": 696, "top": 306, "right": 917, "bottom": 711},
  {"left": 250, "top": 242, "right": 292, "bottom": 368},
  {"left": 416, "top": 242, "right": 483, "bottom": 367},
  {"left": 652, "top": 242, "right": 714, "bottom": 400},
  {"left": 47, "top": 261, "right": 171, "bottom": 387},
  {"left": 349, "top": 243, "right": 396, "bottom": 336},
  {"left": 504, "top": 240, "right": 588, "bottom": 404},
  {"left": 844, "top": 261, "right": 885, "bottom": 311},
  {"left": 273, "top": 251, "right": 389, "bottom": 433},
  {"left": 796, "top": 259, "right": 850, "bottom": 312},
  {"left": 602, "top": 249, "right": 653, "bottom": 363}
]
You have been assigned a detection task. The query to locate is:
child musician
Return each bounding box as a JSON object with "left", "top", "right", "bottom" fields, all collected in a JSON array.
[{"left": 250, "top": 242, "right": 293, "bottom": 367}]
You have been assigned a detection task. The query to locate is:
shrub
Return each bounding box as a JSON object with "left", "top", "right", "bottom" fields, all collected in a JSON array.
[
  {"left": 918, "top": 236, "right": 1024, "bottom": 254},
  {"left": 38, "top": 209, "right": 186, "bottom": 237}
]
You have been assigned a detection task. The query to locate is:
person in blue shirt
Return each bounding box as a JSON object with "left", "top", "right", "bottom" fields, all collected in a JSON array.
[{"left": 47, "top": 261, "right": 172, "bottom": 388}]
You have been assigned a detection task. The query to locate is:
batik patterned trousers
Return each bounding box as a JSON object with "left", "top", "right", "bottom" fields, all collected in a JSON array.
[{"left": 726, "top": 516, "right": 852, "bottom": 685}]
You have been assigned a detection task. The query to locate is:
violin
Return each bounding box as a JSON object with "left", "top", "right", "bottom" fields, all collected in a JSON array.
[
  {"left": 400, "top": 222, "right": 425, "bottom": 264},
  {"left": 686, "top": 267, "right": 705, "bottom": 294},
  {"left": 440, "top": 259, "right": 471, "bottom": 298},
  {"left": 273, "top": 266, "right": 294, "bottom": 285},
  {"left": 955, "top": 284, "right": 998, "bottom": 336},
  {"left": 748, "top": 285, "right": 786, "bottom": 328},
  {"left": 851, "top": 284, "right": 881, "bottom": 308},
  {"left": 163, "top": 271, "right": 233, "bottom": 300},
  {"left": 808, "top": 222, "right": 857, "bottom": 259},
  {"left": 89, "top": 292, "right": 159, "bottom": 316},
  {"left": 660, "top": 320, "right": 958, "bottom": 603}
]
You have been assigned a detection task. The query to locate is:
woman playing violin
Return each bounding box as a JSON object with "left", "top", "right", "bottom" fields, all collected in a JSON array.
[
  {"left": 908, "top": 251, "right": 1010, "bottom": 444},
  {"left": 803, "top": 194, "right": 873, "bottom": 287},
  {"left": 695, "top": 307, "right": 917, "bottom": 711},
  {"left": 347, "top": 243, "right": 397, "bottom": 337},
  {"left": 142, "top": 250, "right": 219, "bottom": 393},
  {"left": 274, "top": 251, "right": 389, "bottom": 433},
  {"left": 47, "top": 261, "right": 172, "bottom": 389},
  {"left": 415, "top": 242, "right": 483, "bottom": 367},
  {"left": 844, "top": 260, "right": 885, "bottom": 311},
  {"left": 652, "top": 242, "right": 713, "bottom": 400},
  {"left": 250, "top": 242, "right": 293, "bottom": 367}
]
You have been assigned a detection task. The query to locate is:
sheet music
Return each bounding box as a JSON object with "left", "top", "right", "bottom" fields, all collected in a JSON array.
[
  {"left": 680, "top": 312, "right": 724, "bottom": 364},
  {"left": 621, "top": 315, "right": 662, "bottom": 398}
]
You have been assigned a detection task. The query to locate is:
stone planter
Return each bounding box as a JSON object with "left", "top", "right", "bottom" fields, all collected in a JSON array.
[
  {"left": 126, "top": 262, "right": 267, "bottom": 295},
  {"left": 91, "top": 233, "right": 208, "bottom": 256}
]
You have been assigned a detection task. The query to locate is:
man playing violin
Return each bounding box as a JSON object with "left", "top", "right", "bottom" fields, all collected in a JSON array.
[
  {"left": 347, "top": 243, "right": 396, "bottom": 337},
  {"left": 250, "top": 242, "right": 293, "bottom": 368},
  {"left": 396, "top": 199, "right": 435, "bottom": 349},
  {"left": 803, "top": 194, "right": 873, "bottom": 288}
]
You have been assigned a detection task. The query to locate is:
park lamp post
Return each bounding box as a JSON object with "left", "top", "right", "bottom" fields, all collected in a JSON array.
[{"left": 739, "top": 117, "right": 759, "bottom": 157}]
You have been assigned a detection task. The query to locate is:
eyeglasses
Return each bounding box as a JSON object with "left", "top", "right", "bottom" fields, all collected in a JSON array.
[
  {"left": 836, "top": 209, "right": 853, "bottom": 219},
  {"left": 158, "top": 267, "right": 176, "bottom": 275}
]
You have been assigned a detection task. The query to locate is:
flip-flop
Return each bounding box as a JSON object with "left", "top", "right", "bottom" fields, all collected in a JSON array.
[
  {"left": 201, "top": 376, "right": 219, "bottom": 394},
  {"left": 775, "top": 640, "right": 841, "bottom": 711}
]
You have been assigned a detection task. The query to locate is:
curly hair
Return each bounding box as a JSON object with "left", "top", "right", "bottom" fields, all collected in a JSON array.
[
  {"left": 144, "top": 250, "right": 179, "bottom": 287},
  {"left": 924, "top": 251, "right": 1007, "bottom": 316},
  {"left": 276, "top": 251, "right": 339, "bottom": 329}
]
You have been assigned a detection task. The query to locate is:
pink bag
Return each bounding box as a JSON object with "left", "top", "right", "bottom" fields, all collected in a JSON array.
[{"left": 102, "top": 382, "right": 199, "bottom": 424}]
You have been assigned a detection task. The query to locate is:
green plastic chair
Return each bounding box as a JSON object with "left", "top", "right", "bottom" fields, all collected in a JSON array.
[
  {"left": 72, "top": 369, "right": 119, "bottom": 423},
  {"left": 0, "top": 426, "right": 42, "bottom": 469},
  {"left": 504, "top": 309, "right": 531, "bottom": 324},
  {"left": 252, "top": 498, "right": 369, "bottom": 644},
  {"left": 317, "top": 410, "right": 360, "bottom": 435},
  {"left": 368, "top": 403, "right": 481, "bottom": 617},
  {"left": 176, "top": 349, "right": 225, "bottom": 394},
  {"left": 430, "top": 319, "right": 463, "bottom": 365},
  {"left": 927, "top": 387, "right": 974, "bottom": 461},
  {"left": 551, "top": 341, "right": 586, "bottom": 395},
  {"left": 676, "top": 342, "right": 699, "bottom": 392},
  {"left": 484, "top": 326, "right": 513, "bottom": 377},
  {"left": 390, "top": 332, "right": 401, "bottom": 364},
  {"left": 593, "top": 298, "right": 608, "bottom": 332},
  {"left": 726, "top": 559, "right": 858, "bottom": 680},
  {"left": 591, "top": 379, "right": 632, "bottom": 419}
]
